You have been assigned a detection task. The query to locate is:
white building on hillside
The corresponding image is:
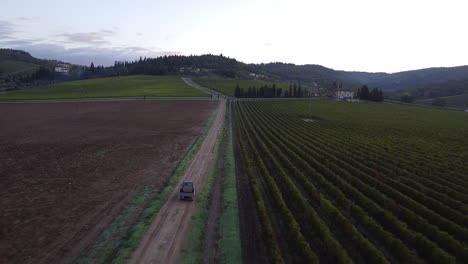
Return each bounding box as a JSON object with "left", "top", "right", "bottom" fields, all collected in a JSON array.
[
  {"left": 55, "top": 63, "right": 71, "bottom": 73},
  {"left": 335, "top": 90, "right": 354, "bottom": 100}
]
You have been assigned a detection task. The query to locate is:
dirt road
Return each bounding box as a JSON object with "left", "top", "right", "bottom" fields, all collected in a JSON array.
[
  {"left": 128, "top": 99, "right": 226, "bottom": 264},
  {"left": 181, "top": 77, "right": 231, "bottom": 99}
]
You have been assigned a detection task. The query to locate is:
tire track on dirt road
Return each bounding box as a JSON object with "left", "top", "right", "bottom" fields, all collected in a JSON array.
[{"left": 128, "top": 99, "right": 226, "bottom": 264}]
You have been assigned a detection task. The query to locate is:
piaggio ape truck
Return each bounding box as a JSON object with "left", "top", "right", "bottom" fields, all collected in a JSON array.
[{"left": 178, "top": 181, "right": 195, "bottom": 200}]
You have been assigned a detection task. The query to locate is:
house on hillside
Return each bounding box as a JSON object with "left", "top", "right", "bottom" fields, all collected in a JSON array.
[
  {"left": 335, "top": 90, "right": 354, "bottom": 100},
  {"left": 179, "top": 67, "right": 202, "bottom": 73},
  {"left": 249, "top": 73, "right": 265, "bottom": 80},
  {"left": 55, "top": 63, "right": 71, "bottom": 73}
]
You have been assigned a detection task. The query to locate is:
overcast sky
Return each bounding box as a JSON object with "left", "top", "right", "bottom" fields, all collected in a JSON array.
[{"left": 1, "top": 0, "right": 467, "bottom": 72}]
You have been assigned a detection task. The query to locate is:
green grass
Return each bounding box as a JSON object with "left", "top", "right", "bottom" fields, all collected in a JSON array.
[
  {"left": 73, "top": 108, "right": 218, "bottom": 264},
  {"left": 0, "top": 75, "right": 209, "bottom": 100},
  {"left": 193, "top": 78, "right": 294, "bottom": 96},
  {"left": 415, "top": 94, "right": 468, "bottom": 109},
  {"left": 218, "top": 103, "right": 242, "bottom": 263},
  {"left": 178, "top": 111, "right": 225, "bottom": 264},
  {"left": 0, "top": 60, "right": 39, "bottom": 77}
]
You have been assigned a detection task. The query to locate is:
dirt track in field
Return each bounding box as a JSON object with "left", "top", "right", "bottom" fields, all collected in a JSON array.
[
  {"left": 0, "top": 100, "right": 216, "bottom": 264},
  {"left": 128, "top": 99, "right": 226, "bottom": 264}
]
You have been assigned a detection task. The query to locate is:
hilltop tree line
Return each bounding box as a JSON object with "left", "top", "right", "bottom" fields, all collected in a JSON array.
[
  {"left": 357, "top": 85, "right": 384, "bottom": 102},
  {"left": 82, "top": 54, "right": 256, "bottom": 79},
  {"left": 234, "top": 83, "right": 306, "bottom": 98}
]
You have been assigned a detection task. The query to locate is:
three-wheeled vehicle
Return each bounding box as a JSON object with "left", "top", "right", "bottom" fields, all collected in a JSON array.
[{"left": 178, "top": 181, "right": 195, "bottom": 200}]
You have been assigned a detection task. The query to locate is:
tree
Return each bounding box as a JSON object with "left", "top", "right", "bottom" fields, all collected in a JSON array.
[
  {"left": 90, "top": 62, "right": 95, "bottom": 73},
  {"left": 277, "top": 88, "right": 282, "bottom": 97},
  {"left": 234, "top": 84, "right": 240, "bottom": 97},
  {"left": 360, "top": 85, "right": 369, "bottom": 100}
]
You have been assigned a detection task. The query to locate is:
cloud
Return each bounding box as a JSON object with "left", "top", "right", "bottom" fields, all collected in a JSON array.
[
  {"left": 0, "top": 40, "right": 34, "bottom": 46},
  {"left": 0, "top": 27, "right": 180, "bottom": 66},
  {"left": 16, "top": 17, "right": 40, "bottom": 21},
  {"left": 0, "top": 40, "right": 182, "bottom": 66},
  {"left": 57, "top": 29, "right": 117, "bottom": 45},
  {"left": 0, "top": 20, "right": 15, "bottom": 39}
]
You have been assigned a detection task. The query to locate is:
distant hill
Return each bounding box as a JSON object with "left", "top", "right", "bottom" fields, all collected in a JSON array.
[
  {"left": 0, "top": 49, "right": 57, "bottom": 76},
  {"left": 0, "top": 49, "right": 78, "bottom": 92},
  {"left": 415, "top": 94, "right": 468, "bottom": 109},
  {"left": 255, "top": 63, "right": 359, "bottom": 89},
  {"left": 255, "top": 63, "right": 468, "bottom": 93},
  {"left": 409, "top": 78, "right": 468, "bottom": 98},
  {"left": 337, "top": 66, "right": 468, "bottom": 91}
]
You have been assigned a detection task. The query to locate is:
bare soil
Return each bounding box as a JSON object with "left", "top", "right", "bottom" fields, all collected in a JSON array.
[
  {"left": 0, "top": 100, "right": 216, "bottom": 264},
  {"left": 128, "top": 99, "right": 226, "bottom": 264}
]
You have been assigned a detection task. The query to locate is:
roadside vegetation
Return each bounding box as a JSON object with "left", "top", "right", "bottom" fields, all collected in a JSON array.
[
  {"left": 218, "top": 103, "right": 242, "bottom": 263},
  {"left": 234, "top": 99, "right": 468, "bottom": 263},
  {"left": 0, "top": 75, "right": 208, "bottom": 100}
]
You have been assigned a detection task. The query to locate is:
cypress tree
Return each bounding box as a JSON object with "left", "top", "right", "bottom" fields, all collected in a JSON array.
[
  {"left": 360, "top": 85, "right": 369, "bottom": 100},
  {"left": 235, "top": 84, "right": 240, "bottom": 97}
]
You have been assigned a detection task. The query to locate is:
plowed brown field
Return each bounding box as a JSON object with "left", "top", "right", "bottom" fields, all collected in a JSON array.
[{"left": 0, "top": 100, "right": 216, "bottom": 263}]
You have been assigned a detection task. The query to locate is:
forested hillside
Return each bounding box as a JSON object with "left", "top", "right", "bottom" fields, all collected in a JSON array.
[{"left": 2, "top": 48, "right": 467, "bottom": 100}]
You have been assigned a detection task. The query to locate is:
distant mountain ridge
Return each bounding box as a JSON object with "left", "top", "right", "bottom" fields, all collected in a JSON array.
[
  {"left": 335, "top": 66, "right": 468, "bottom": 91},
  {"left": 254, "top": 62, "right": 468, "bottom": 93}
]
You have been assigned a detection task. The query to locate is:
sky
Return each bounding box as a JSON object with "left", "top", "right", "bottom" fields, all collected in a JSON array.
[{"left": 1, "top": 0, "right": 467, "bottom": 73}]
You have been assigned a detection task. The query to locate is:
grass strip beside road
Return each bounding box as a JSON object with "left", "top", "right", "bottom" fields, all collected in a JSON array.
[
  {"left": 218, "top": 103, "right": 242, "bottom": 263},
  {"left": 73, "top": 106, "right": 218, "bottom": 264}
]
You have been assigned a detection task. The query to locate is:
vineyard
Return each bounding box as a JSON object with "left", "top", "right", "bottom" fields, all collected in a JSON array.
[{"left": 233, "top": 99, "right": 468, "bottom": 263}]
